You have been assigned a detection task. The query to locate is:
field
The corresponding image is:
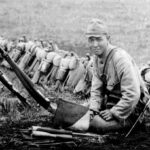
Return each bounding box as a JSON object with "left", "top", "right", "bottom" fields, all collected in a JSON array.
[
  {"left": 1, "top": 0, "right": 150, "bottom": 63},
  {"left": 1, "top": 0, "right": 150, "bottom": 149}
]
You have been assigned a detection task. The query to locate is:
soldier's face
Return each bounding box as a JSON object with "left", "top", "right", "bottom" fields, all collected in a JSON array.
[{"left": 88, "top": 35, "right": 109, "bottom": 57}]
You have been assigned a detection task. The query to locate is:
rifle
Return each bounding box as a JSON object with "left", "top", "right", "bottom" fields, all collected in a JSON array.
[
  {"left": 125, "top": 97, "right": 150, "bottom": 137},
  {"left": 22, "top": 126, "right": 104, "bottom": 148},
  {"left": 30, "top": 126, "right": 106, "bottom": 141},
  {"left": 0, "top": 46, "right": 50, "bottom": 110},
  {"left": 0, "top": 70, "right": 30, "bottom": 108}
]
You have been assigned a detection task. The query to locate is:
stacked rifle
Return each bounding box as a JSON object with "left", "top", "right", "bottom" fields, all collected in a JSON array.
[{"left": 20, "top": 126, "right": 108, "bottom": 148}]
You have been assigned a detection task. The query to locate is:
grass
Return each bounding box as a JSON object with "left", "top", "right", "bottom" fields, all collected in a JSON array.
[{"left": 0, "top": 0, "right": 150, "bottom": 63}]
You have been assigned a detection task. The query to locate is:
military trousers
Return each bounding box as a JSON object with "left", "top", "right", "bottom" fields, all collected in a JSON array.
[{"left": 89, "top": 115, "right": 133, "bottom": 134}]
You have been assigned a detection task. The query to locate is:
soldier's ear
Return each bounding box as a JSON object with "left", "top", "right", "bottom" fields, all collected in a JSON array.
[{"left": 107, "top": 35, "right": 111, "bottom": 43}]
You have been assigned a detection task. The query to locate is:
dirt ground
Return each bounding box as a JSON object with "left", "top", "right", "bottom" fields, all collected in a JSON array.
[{"left": 0, "top": 66, "right": 150, "bottom": 150}]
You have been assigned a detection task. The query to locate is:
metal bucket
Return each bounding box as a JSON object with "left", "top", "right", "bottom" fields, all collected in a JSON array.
[{"left": 53, "top": 98, "right": 88, "bottom": 129}]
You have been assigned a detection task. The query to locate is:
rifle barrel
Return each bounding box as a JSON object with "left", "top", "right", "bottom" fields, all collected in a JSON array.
[{"left": 125, "top": 98, "right": 150, "bottom": 137}]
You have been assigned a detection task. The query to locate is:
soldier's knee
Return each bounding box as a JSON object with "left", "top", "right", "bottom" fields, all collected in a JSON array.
[
  {"left": 89, "top": 115, "right": 121, "bottom": 133},
  {"left": 89, "top": 115, "right": 106, "bottom": 133}
]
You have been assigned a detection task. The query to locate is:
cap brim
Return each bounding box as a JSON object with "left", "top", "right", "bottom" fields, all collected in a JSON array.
[{"left": 86, "top": 33, "right": 104, "bottom": 38}]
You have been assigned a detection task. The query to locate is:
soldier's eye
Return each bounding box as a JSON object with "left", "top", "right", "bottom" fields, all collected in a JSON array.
[
  {"left": 88, "top": 37, "right": 94, "bottom": 43},
  {"left": 96, "top": 37, "right": 102, "bottom": 42}
]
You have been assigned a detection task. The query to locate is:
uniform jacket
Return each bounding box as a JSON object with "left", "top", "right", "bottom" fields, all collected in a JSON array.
[{"left": 89, "top": 44, "right": 148, "bottom": 122}]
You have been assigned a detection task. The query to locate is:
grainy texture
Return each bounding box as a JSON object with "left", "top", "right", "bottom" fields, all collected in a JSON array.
[{"left": 0, "top": 0, "right": 150, "bottom": 149}]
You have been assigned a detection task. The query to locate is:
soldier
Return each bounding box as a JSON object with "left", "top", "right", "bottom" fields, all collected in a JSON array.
[{"left": 85, "top": 18, "right": 149, "bottom": 133}]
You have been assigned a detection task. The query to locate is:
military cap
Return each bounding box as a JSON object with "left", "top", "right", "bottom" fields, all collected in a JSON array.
[{"left": 86, "top": 18, "right": 108, "bottom": 37}]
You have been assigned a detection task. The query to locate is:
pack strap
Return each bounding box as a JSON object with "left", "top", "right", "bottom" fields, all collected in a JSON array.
[
  {"left": 103, "top": 48, "right": 117, "bottom": 75},
  {"left": 99, "top": 48, "right": 118, "bottom": 95}
]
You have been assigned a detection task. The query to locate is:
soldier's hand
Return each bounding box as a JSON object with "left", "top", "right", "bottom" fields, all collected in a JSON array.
[{"left": 99, "top": 109, "right": 113, "bottom": 121}]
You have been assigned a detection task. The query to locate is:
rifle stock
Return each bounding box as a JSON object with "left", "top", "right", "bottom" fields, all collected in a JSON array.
[
  {"left": 32, "top": 126, "right": 72, "bottom": 135},
  {"left": 32, "top": 130, "right": 73, "bottom": 140}
]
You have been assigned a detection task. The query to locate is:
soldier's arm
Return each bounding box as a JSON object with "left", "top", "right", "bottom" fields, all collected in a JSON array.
[{"left": 110, "top": 52, "right": 141, "bottom": 122}]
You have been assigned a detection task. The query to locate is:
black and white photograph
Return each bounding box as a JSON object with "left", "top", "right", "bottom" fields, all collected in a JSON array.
[{"left": 0, "top": 0, "right": 150, "bottom": 149}]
